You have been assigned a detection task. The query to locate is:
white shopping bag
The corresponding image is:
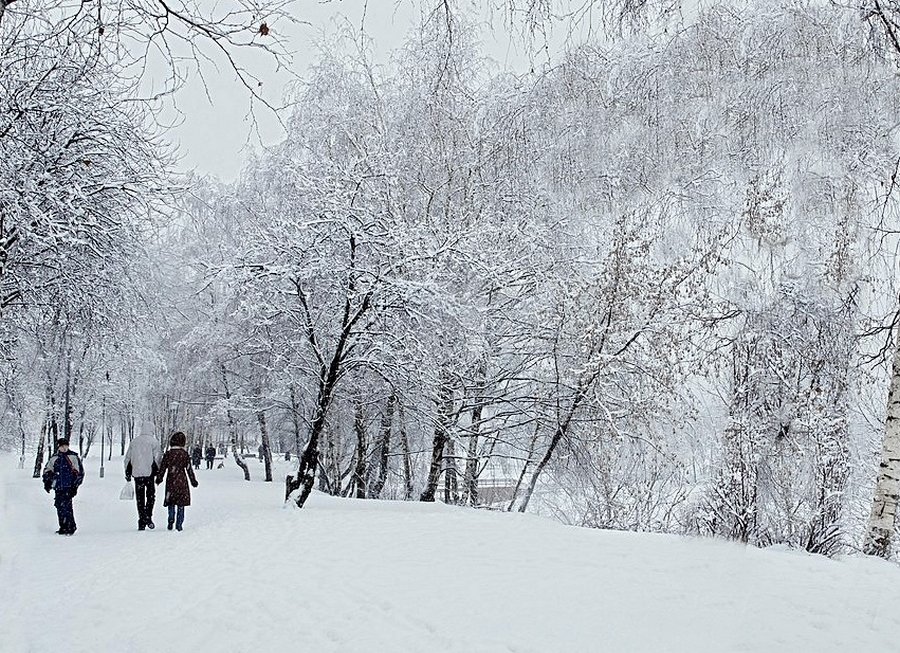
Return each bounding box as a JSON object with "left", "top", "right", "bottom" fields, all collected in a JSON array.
[{"left": 119, "top": 481, "right": 135, "bottom": 501}]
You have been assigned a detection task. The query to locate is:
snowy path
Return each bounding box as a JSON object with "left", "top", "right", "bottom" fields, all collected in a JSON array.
[{"left": 2, "top": 455, "right": 900, "bottom": 652}]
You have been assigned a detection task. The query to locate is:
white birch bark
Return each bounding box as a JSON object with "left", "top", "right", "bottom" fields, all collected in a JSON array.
[{"left": 863, "top": 337, "right": 900, "bottom": 558}]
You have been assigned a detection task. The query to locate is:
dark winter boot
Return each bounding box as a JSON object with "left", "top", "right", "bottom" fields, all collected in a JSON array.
[{"left": 147, "top": 521, "right": 155, "bottom": 530}]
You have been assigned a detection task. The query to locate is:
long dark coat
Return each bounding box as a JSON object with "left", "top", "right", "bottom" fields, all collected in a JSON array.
[{"left": 156, "top": 447, "right": 198, "bottom": 507}]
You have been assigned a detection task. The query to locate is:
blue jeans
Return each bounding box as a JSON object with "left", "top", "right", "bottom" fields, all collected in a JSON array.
[{"left": 167, "top": 505, "right": 185, "bottom": 530}]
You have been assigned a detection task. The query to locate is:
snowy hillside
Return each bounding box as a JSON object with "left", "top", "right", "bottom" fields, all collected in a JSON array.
[{"left": 2, "top": 455, "right": 899, "bottom": 653}]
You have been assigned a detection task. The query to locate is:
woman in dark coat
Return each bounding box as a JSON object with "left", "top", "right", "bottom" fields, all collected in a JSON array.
[{"left": 156, "top": 431, "right": 198, "bottom": 531}]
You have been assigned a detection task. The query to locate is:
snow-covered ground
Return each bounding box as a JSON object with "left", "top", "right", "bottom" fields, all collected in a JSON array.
[{"left": 2, "top": 454, "right": 899, "bottom": 653}]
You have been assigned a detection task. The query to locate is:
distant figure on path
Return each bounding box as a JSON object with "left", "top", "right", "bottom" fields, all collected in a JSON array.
[
  {"left": 205, "top": 444, "right": 216, "bottom": 470},
  {"left": 191, "top": 443, "right": 202, "bottom": 470},
  {"left": 124, "top": 428, "right": 162, "bottom": 531},
  {"left": 156, "top": 432, "right": 198, "bottom": 531},
  {"left": 42, "top": 438, "right": 84, "bottom": 535}
]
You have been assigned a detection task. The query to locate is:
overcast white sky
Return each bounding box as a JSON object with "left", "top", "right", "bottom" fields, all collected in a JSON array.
[{"left": 165, "top": 0, "right": 546, "bottom": 180}]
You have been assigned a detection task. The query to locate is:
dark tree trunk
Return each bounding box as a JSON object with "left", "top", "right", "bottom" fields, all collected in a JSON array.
[
  {"left": 76, "top": 403, "right": 88, "bottom": 457},
  {"left": 464, "top": 362, "right": 486, "bottom": 506},
  {"left": 83, "top": 425, "right": 96, "bottom": 458},
  {"left": 517, "top": 416, "right": 575, "bottom": 513},
  {"left": 63, "top": 357, "right": 73, "bottom": 443},
  {"left": 290, "top": 385, "right": 303, "bottom": 455},
  {"left": 371, "top": 393, "right": 395, "bottom": 499},
  {"left": 290, "top": 400, "right": 328, "bottom": 506},
  {"left": 32, "top": 418, "right": 48, "bottom": 478},
  {"left": 286, "top": 237, "right": 373, "bottom": 507},
  {"left": 289, "top": 355, "right": 345, "bottom": 505},
  {"left": 420, "top": 430, "right": 447, "bottom": 503},
  {"left": 256, "top": 407, "right": 273, "bottom": 482},
  {"left": 44, "top": 378, "right": 59, "bottom": 464},
  {"left": 221, "top": 364, "right": 250, "bottom": 481},
  {"left": 463, "top": 403, "right": 482, "bottom": 506},
  {"left": 398, "top": 403, "right": 414, "bottom": 500},
  {"left": 47, "top": 380, "right": 59, "bottom": 448},
  {"left": 507, "top": 426, "right": 540, "bottom": 511},
  {"left": 515, "top": 368, "right": 598, "bottom": 513},
  {"left": 420, "top": 373, "right": 454, "bottom": 502}
]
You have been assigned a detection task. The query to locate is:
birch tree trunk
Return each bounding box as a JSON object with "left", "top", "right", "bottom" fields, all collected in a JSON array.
[
  {"left": 318, "top": 427, "right": 336, "bottom": 494},
  {"left": 18, "top": 421, "right": 26, "bottom": 468},
  {"left": 351, "top": 398, "right": 368, "bottom": 499},
  {"left": 443, "top": 437, "right": 460, "bottom": 504},
  {"left": 863, "top": 337, "right": 900, "bottom": 558}
]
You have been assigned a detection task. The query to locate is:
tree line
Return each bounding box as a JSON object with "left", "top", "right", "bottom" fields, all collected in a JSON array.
[{"left": 5, "top": 0, "right": 900, "bottom": 560}]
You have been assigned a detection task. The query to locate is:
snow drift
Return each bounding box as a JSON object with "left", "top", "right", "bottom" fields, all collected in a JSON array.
[{"left": 1, "top": 455, "right": 899, "bottom": 652}]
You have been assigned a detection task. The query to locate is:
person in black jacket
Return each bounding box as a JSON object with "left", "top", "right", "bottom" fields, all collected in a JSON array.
[
  {"left": 191, "top": 443, "right": 202, "bottom": 470},
  {"left": 205, "top": 444, "right": 216, "bottom": 470},
  {"left": 42, "top": 438, "right": 84, "bottom": 535}
]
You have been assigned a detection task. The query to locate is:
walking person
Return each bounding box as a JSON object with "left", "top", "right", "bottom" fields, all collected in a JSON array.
[
  {"left": 42, "top": 438, "right": 84, "bottom": 535},
  {"left": 124, "top": 427, "right": 162, "bottom": 531},
  {"left": 191, "top": 443, "right": 202, "bottom": 470},
  {"left": 156, "top": 432, "right": 198, "bottom": 531},
  {"left": 205, "top": 444, "right": 216, "bottom": 470}
]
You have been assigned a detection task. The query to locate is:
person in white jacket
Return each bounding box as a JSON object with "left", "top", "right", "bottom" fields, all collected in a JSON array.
[{"left": 124, "top": 429, "right": 162, "bottom": 530}]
